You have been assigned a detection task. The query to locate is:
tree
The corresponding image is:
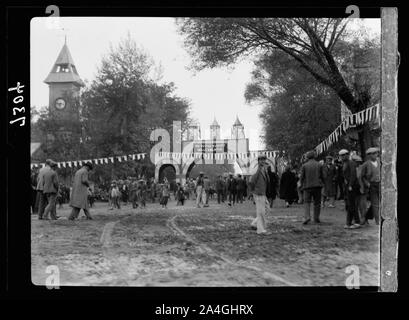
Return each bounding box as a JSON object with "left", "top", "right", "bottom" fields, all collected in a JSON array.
[
  {"left": 80, "top": 34, "right": 191, "bottom": 182},
  {"left": 246, "top": 51, "right": 344, "bottom": 161},
  {"left": 177, "top": 18, "right": 380, "bottom": 155}
]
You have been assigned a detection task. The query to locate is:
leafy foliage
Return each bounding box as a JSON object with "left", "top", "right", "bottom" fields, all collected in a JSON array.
[{"left": 177, "top": 18, "right": 381, "bottom": 155}]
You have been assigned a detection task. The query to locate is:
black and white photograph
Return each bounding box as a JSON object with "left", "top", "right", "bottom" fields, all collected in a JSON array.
[{"left": 17, "top": 6, "right": 398, "bottom": 294}]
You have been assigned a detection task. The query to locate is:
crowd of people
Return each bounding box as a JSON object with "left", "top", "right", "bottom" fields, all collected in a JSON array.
[
  {"left": 248, "top": 147, "right": 380, "bottom": 235},
  {"left": 31, "top": 146, "right": 380, "bottom": 233}
]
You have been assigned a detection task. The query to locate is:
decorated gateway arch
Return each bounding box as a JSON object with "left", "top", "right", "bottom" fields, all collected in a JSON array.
[{"left": 151, "top": 117, "right": 286, "bottom": 184}]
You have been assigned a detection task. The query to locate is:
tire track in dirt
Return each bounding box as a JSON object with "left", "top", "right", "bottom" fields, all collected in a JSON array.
[
  {"left": 167, "top": 215, "right": 297, "bottom": 286},
  {"left": 100, "top": 221, "right": 131, "bottom": 286}
]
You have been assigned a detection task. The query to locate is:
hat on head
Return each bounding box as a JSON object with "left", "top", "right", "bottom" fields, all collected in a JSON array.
[
  {"left": 351, "top": 154, "right": 363, "bottom": 162},
  {"left": 306, "top": 150, "right": 316, "bottom": 159},
  {"left": 199, "top": 171, "right": 204, "bottom": 175},
  {"left": 84, "top": 162, "right": 93, "bottom": 170},
  {"left": 339, "top": 149, "right": 349, "bottom": 156},
  {"left": 45, "top": 159, "right": 53, "bottom": 165},
  {"left": 326, "top": 155, "right": 333, "bottom": 160},
  {"left": 50, "top": 161, "right": 58, "bottom": 168},
  {"left": 366, "top": 147, "right": 379, "bottom": 155}
]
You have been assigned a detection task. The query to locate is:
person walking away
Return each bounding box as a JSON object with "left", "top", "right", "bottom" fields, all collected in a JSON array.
[
  {"left": 300, "top": 151, "right": 324, "bottom": 225},
  {"left": 161, "top": 182, "right": 170, "bottom": 208},
  {"left": 195, "top": 172, "right": 205, "bottom": 208},
  {"left": 176, "top": 183, "right": 185, "bottom": 206},
  {"left": 36, "top": 159, "right": 52, "bottom": 220},
  {"left": 340, "top": 149, "right": 361, "bottom": 229},
  {"left": 215, "top": 175, "right": 225, "bottom": 204},
  {"left": 360, "top": 147, "right": 381, "bottom": 225},
  {"left": 249, "top": 155, "right": 270, "bottom": 235},
  {"left": 236, "top": 174, "right": 246, "bottom": 204},
  {"left": 68, "top": 162, "right": 93, "bottom": 220},
  {"left": 266, "top": 166, "right": 279, "bottom": 208},
  {"left": 43, "top": 161, "right": 59, "bottom": 220},
  {"left": 226, "top": 173, "right": 237, "bottom": 206},
  {"left": 354, "top": 155, "right": 369, "bottom": 226},
  {"left": 280, "top": 165, "right": 298, "bottom": 207},
  {"left": 111, "top": 182, "right": 121, "bottom": 209},
  {"left": 322, "top": 156, "right": 337, "bottom": 208}
]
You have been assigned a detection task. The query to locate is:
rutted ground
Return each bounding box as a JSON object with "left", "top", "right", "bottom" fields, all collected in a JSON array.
[{"left": 31, "top": 199, "right": 379, "bottom": 287}]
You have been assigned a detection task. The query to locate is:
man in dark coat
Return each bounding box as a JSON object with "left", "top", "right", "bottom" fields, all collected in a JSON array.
[
  {"left": 43, "top": 161, "right": 59, "bottom": 220},
  {"left": 322, "top": 156, "right": 337, "bottom": 208},
  {"left": 215, "top": 175, "right": 225, "bottom": 204},
  {"left": 300, "top": 151, "right": 324, "bottom": 224},
  {"left": 226, "top": 173, "right": 237, "bottom": 206},
  {"left": 236, "top": 174, "right": 246, "bottom": 204},
  {"left": 360, "top": 147, "right": 381, "bottom": 225},
  {"left": 68, "top": 162, "right": 93, "bottom": 220},
  {"left": 279, "top": 165, "right": 298, "bottom": 207},
  {"left": 335, "top": 159, "right": 345, "bottom": 200},
  {"left": 340, "top": 149, "right": 361, "bottom": 229},
  {"left": 266, "top": 166, "right": 279, "bottom": 208},
  {"left": 31, "top": 168, "right": 39, "bottom": 214}
]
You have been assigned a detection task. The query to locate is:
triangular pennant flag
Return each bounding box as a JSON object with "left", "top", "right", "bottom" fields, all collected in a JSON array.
[{"left": 117, "top": 156, "right": 122, "bottom": 162}]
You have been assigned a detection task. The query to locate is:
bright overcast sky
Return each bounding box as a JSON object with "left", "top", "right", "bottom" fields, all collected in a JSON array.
[{"left": 31, "top": 17, "right": 380, "bottom": 151}]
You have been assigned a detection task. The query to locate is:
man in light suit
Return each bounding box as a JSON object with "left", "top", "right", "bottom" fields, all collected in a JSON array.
[
  {"left": 36, "top": 159, "right": 52, "bottom": 220},
  {"left": 249, "top": 155, "right": 270, "bottom": 235},
  {"left": 43, "top": 161, "right": 59, "bottom": 220}
]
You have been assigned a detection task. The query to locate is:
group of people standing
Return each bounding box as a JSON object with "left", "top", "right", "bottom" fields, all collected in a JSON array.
[{"left": 247, "top": 147, "right": 381, "bottom": 235}]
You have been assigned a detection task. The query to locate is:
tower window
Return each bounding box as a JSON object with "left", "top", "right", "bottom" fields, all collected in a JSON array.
[{"left": 56, "top": 64, "right": 70, "bottom": 73}]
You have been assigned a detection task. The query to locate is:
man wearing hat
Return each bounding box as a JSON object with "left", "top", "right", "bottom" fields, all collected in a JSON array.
[
  {"left": 322, "top": 156, "right": 337, "bottom": 208},
  {"left": 249, "top": 155, "right": 270, "bottom": 234},
  {"left": 341, "top": 150, "right": 361, "bottom": 229},
  {"left": 360, "top": 147, "right": 380, "bottom": 225},
  {"left": 354, "top": 154, "right": 368, "bottom": 225},
  {"left": 226, "top": 172, "right": 237, "bottom": 206},
  {"left": 68, "top": 162, "right": 93, "bottom": 220},
  {"left": 215, "top": 175, "right": 225, "bottom": 204},
  {"left": 36, "top": 159, "right": 52, "bottom": 219},
  {"left": 300, "top": 150, "right": 324, "bottom": 224},
  {"left": 196, "top": 172, "right": 205, "bottom": 208},
  {"left": 42, "top": 161, "right": 59, "bottom": 220}
]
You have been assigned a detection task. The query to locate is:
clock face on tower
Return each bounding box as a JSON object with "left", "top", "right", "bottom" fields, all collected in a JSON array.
[{"left": 55, "top": 98, "right": 66, "bottom": 110}]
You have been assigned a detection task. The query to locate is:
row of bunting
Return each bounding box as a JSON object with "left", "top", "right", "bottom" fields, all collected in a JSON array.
[
  {"left": 314, "top": 104, "right": 379, "bottom": 156},
  {"left": 155, "top": 151, "right": 281, "bottom": 160},
  {"left": 31, "top": 151, "right": 281, "bottom": 169},
  {"left": 31, "top": 153, "right": 147, "bottom": 169}
]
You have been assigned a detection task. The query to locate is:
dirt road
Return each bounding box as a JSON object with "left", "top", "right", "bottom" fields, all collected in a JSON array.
[{"left": 31, "top": 199, "right": 379, "bottom": 287}]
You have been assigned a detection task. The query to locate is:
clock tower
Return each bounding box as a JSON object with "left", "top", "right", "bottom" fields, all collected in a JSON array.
[{"left": 44, "top": 40, "right": 85, "bottom": 121}]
